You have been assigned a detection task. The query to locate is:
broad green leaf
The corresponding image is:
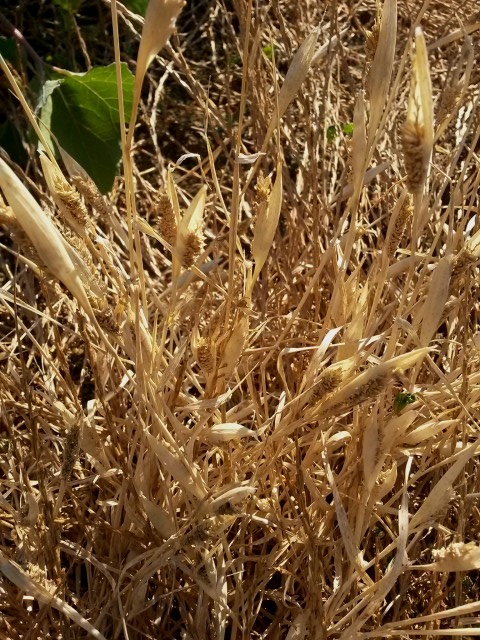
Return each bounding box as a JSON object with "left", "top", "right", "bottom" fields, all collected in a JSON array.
[{"left": 38, "top": 64, "right": 134, "bottom": 193}]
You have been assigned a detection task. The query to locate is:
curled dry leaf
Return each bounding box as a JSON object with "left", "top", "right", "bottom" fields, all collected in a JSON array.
[{"left": 208, "top": 423, "right": 258, "bottom": 442}]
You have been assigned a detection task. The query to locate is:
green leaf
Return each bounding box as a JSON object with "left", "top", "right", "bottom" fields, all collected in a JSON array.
[
  {"left": 38, "top": 63, "right": 134, "bottom": 193},
  {"left": 326, "top": 125, "right": 337, "bottom": 142},
  {"left": 122, "top": 0, "right": 149, "bottom": 16},
  {"left": 341, "top": 122, "right": 354, "bottom": 136},
  {"left": 262, "top": 44, "right": 276, "bottom": 61},
  {"left": 393, "top": 392, "right": 416, "bottom": 415}
]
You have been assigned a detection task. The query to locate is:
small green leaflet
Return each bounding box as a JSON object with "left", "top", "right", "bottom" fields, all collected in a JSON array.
[
  {"left": 327, "top": 122, "right": 354, "bottom": 142},
  {"left": 38, "top": 63, "right": 134, "bottom": 194},
  {"left": 393, "top": 392, "right": 416, "bottom": 415}
]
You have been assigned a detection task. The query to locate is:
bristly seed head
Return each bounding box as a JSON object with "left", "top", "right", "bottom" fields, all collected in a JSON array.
[
  {"left": 196, "top": 338, "right": 214, "bottom": 374},
  {"left": 154, "top": 191, "right": 177, "bottom": 248},
  {"left": 402, "top": 120, "right": 428, "bottom": 194},
  {"left": 311, "top": 368, "right": 344, "bottom": 402},
  {"left": 181, "top": 231, "right": 203, "bottom": 268},
  {"left": 386, "top": 194, "right": 413, "bottom": 257},
  {"left": 364, "top": 17, "right": 380, "bottom": 64},
  {"left": 61, "top": 421, "right": 81, "bottom": 478},
  {"left": 53, "top": 176, "right": 89, "bottom": 227},
  {"left": 71, "top": 174, "right": 109, "bottom": 217}
]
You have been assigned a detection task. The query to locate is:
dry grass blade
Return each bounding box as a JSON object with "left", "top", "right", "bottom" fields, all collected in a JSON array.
[
  {"left": 251, "top": 161, "right": 283, "bottom": 287},
  {"left": 367, "top": 0, "right": 397, "bottom": 147},
  {"left": 263, "top": 29, "right": 319, "bottom": 148},
  {"left": 2, "top": 0, "right": 480, "bottom": 637},
  {"left": 0, "top": 551, "right": 107, "bottom": 640},
  {"left": 128, "top": 0, "right": 186, "bottom": 147}
]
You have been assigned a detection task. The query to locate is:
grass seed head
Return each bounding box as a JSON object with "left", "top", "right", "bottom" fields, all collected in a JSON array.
[
  {"left": 61, "top": 421, "right": 81, "bottom": 479},
  {"left": 154, "top": 191, "right": 177, "bottom": 247},
  {"left": 386, "top": 193, "right": 413, "bottom": 257},
  {"left": 402, "top": 27, "right": 433, "bottom": 195}
]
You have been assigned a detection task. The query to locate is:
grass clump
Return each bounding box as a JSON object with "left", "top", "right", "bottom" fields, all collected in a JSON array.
[{"left": 1, "top": 0, "right": 480, "bottom": 638}]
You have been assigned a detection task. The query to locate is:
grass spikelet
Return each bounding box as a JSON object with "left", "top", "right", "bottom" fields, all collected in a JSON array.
[
  {"left": 181, "top": 231, "right": 203, "bottom": 268},
  {"left": 176, "top": 184, "right": 206, "bottom": 273},
  {"left": 194, "top": 337, "right": 215, "bottom": 375},
  {"left": 402, "top": 27, "right": 433, "bottom": 195},
  {"left": 40, "top": 154, "right": 89, "bottom": 230},
  {"left": 61, "top": 421, "right": 81, "bottom": 479},
  {"left": 318, "top": 348, "right": 429, "bottom": 413},
  {"left": 310, "top": 366, "right": 345, "bottom": 403},
  {"left": 436, "top": 34, "right": 474, "bottom": 138},
  {"left": 364, "top": 19, "right": 380, "bottom": 64},
  {"left": 153, "top": 190, "right": 177, "bottom": 247},
  {"left": 419, "top": 542, "right": 480, "bottom": 572},
  {"left": 61, "top": 149, "right": 111, "bottom": 217},
  {"left": 386, "top": 192, "right": 413, "bottom": 257}
]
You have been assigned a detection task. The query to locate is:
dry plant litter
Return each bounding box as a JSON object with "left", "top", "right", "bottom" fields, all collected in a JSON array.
[{"left": 1, "top": 0, "right": 480, "bottom": 638}]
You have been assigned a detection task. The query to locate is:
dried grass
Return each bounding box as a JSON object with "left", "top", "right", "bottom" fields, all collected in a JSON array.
[{"left": 1, "top": 0, "right": 480, "bottom": 638}]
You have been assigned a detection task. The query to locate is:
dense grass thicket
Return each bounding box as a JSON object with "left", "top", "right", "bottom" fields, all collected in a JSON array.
[{"left": 1, "top": 0, "right": 480, "bottom": 638}]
